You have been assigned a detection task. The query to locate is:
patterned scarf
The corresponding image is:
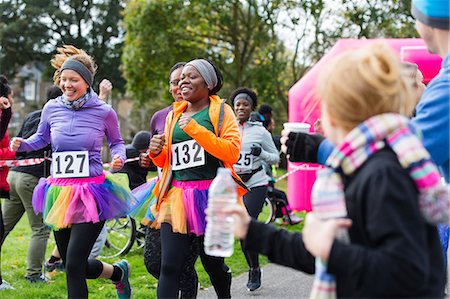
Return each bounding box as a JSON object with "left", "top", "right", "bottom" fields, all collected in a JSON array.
[
  {"left": 309, "top": 113, "right": 449, "bottom": 299},
  {"left": 61, "top": 88, "right": 93, "bottom": 110}
]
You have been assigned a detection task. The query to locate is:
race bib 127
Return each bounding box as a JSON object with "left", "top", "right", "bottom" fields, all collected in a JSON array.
[
  {"left": 171, "top": 140, "right": 205, "bottom": 171},
  {"left": 52, "top": 151, "right": 89, "bottom": 178}
]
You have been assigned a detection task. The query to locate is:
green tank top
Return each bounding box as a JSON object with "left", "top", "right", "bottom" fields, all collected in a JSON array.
[{"left": 172, "top": 106, "right": 221, "bottom": 181}]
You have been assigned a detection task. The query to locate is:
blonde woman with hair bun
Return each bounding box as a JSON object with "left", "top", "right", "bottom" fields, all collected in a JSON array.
[{"left": 224, "top": 42, "right": 448, "bottom": 298}]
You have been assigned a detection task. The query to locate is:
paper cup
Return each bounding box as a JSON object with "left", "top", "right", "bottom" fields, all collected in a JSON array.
[{"left": 283, "top": 122, "right": 311, "bottom": 133}]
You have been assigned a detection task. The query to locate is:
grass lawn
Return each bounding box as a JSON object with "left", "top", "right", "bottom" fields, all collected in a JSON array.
[{"left": 0, "top": 170, "right": 305, "bottom": 298}]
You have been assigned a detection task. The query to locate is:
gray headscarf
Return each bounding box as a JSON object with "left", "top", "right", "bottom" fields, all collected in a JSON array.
[{"left": 185, "top": 59, "right": 218, "bottom": 90}]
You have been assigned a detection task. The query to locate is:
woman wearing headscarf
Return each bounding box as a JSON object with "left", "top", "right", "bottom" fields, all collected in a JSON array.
[
  {"left": 231, "top": 87, "right": 279, "bottom": 291},
  {"left": 148, "top": 59, "right": 247, "bottom": 298}
]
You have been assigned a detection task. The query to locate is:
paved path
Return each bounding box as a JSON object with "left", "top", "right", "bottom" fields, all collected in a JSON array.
[
  {"left": 198, "top": 263, "right": 314, "bottom": 299},
  {"left": 199, "top": 261, "right": 450, "bottom": 299}
]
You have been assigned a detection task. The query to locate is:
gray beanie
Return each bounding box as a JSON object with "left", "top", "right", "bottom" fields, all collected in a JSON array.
[
  {"left": 185, "top": 59, "right": 218, "bottom": 90},
  {"left": 132, "top": 131, "right": 151, "bottom": 150}
]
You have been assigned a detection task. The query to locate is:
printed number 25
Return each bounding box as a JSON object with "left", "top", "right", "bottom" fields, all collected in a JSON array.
[{"left": 237, "top": 153, "right": 251, "bottom": 166}]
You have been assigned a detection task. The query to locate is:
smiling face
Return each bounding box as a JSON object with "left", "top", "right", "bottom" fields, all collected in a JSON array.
[
  {"left": 59, "top": 69, "right": 89, "bottom": 102},
  {"left": 179, "top": 65, "right": 209, "bottom": 103},
  {"left": 169, "top": 67, "right": 183, "bottom": 102},
  {"left": 234, "top": 97, "right": 253, "bottom": 123}
]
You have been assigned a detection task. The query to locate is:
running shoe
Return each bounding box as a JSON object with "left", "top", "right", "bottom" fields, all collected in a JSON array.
[
  {"left": 44, "top": 259, "right": 64, "bottom": 272},
  {"left": 246, "top": 268, "right": 262, "bottom": 291},
  {"left": 25, "top": 274, "right": 49, "bottom": 284},
  {"left": 113, "top": 260, "right": 132, "bottom": 299},
  {"left": 0, "top": 280, "right": 14, "bottom": 290}
]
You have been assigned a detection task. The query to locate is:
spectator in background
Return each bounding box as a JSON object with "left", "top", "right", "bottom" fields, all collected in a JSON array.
[
  {"left": 411, "top": 0, "right": 450, "bottom": 281},
  {"left": 255, "top": 103, "right": 303, "bottom": 226},
  {"left": 117, "top": 131, "right": 152, "bottom": 190},
  {"left": 0, "top": 75, "right": 16, "bottom": 290}
]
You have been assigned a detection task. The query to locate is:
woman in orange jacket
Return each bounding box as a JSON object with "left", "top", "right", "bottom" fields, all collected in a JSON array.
[{"left": 149, "top": 59, "right": 246, "bottom": 298}]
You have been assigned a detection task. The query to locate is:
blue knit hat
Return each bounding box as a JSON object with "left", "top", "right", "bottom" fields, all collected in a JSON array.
[{"left": 411, "top": 0, "right": 450, "bottom": 29}]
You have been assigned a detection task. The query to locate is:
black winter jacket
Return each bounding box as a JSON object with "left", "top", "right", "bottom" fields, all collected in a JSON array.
[
  {"left": 11, "top": 110, "right": 51, "bottom": 178},
  {"left": 244, "top": 148, "right": 445, "bottom": 298}
]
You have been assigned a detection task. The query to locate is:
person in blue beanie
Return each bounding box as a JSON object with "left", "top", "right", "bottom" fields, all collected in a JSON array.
[
  {"left": 281, "top": 0, "right": 450, "bottom": 275},
  {"left": 411, "top": 0, "right": 450, "bottom": 279}
]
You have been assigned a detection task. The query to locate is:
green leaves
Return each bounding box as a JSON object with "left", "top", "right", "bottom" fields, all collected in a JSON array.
[{"left": 0, "top": 0, "right": 126, "bottom": 92}]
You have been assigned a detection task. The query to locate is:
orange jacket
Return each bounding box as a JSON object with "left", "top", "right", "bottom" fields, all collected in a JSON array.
[{"left": 150, "top": 95, "right": 247, "bottom": 208}]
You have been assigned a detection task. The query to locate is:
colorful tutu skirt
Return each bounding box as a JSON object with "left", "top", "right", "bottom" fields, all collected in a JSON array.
[
  {"left": 128, "top": 177, "right": 158, "bottom": 226},
  {"left": 32, "top": 172, "right": 135, "bottom": 229},
  {"left": 146, "top": 179, "right": 212, "bottom": 236}
]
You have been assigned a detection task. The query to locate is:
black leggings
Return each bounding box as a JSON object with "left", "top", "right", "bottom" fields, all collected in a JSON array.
[
  {"left": 241, "top": 185, "right": 267, "bottom": 269},
  {"left": 54, "top": 221, "right": 105, "bottom": 299},
  {"left": 157, "top": 223, "right": 232, "bottom": 299},
  {"left": 144, "top": 227, "right": 199, "bottom": 298}
]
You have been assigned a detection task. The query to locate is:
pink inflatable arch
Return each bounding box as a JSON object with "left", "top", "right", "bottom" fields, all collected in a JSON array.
[{"left": 287, "top": 38, "right": 442, "bottom": 212}]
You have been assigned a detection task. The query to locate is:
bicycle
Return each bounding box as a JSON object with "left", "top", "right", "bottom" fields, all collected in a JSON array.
[
  {"left": 100, "top": 216, "right": 146, "bottom": 258},
  {"left": 257, "top": 181, "right": 303, "bottom": 225}
]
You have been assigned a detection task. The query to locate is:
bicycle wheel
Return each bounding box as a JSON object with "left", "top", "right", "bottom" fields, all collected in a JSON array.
[
  {"left": 134, "top": 224, "right": 146, "bottom": 250},
  {"left": 257, "top": 197, "right": 276, "bottom": 224},
  {"left": 101, "top": 216, "right": 136, "bottom": 258}
]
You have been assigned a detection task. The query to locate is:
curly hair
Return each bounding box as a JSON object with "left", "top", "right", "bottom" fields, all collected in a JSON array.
[
  {"left": 229, "top": 87, "right": 258, "bottom": 110},
  {"left": 51, "top": 45, "right": 97, "bottom": 86},
  {"left": 0, "top": 75, "right": 11, "bottom": 98}
]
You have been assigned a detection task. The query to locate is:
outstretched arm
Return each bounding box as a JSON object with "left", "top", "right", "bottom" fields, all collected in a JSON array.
[{"left": 0, "top": 97, "right": 12, "bottom": 140}]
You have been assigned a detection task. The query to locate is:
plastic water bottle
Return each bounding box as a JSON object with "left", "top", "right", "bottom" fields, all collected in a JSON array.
[{"left": 204, "top": 167, "right": 237, "bottom": 257}]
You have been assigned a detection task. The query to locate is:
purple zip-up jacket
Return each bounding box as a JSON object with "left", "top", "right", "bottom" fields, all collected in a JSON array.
[{"left": 17, "top": 94, "right": 125, "bottom": 177}]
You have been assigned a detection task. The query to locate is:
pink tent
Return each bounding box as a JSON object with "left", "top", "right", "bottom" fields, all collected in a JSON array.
[{"left": 287, "top": 38, "right": 443, "bottom": 212}]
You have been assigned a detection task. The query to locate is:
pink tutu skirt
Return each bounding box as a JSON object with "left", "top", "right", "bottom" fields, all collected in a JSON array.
[
  {"left": 148, "top": 179, "right": 212, "bottom": 236},
  {"left": 32, "top": 172, "right": 135, "bottom": 229}
]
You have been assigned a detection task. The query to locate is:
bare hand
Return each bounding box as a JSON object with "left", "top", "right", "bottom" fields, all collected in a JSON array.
[
  {"left": 314, "top": 119, "right": 323, "bottom": 134},
  {"left": 178, "top": 114, "right": 192, "bottom": 130},
  {"left": 0, "top": 96, "right": 11, "bottom": 110},
  {"left": 280, "top": 129, "right": 289, "bottom": 155},
  {"left": 139, "top": 152, "right": 151, "bottom": 168},
  {"left": 207, "top": 204, "right": 252, "bottom": 240},
  {"left": 98, "top": 79, "right": 113, "bottom": 101},
  {"left": 10, "top": 137, "right": 23, "bottom": 152},
  {"left": 303, "top": 213, "right": 352, "bottom": 261},
  {"left": 111, "top": 154, "right": 123, "bottom": 171},
  {"left": 149, "top": 134, "right": 165, "bottom": 155}
]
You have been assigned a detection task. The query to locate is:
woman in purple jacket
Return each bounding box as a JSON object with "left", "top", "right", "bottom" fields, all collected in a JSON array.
[{"left": 10, "top": 45, "right": 133, "bottom": 299}]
